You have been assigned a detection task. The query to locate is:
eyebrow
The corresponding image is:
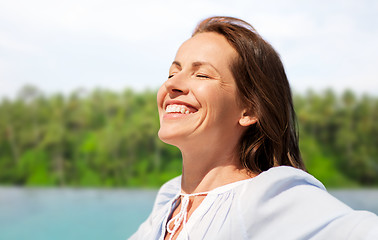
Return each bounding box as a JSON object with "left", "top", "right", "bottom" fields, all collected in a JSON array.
[
  {"left": 171, "top": 61, "right": 220, "bottom": 74},
  {"left": 171, "top": 61, "right": 181, "bottom": 68}
]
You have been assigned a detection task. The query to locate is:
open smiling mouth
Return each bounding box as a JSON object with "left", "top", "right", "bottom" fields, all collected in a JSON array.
[{"left": 165, "top": 104, "right": 198, "bottom": 114}]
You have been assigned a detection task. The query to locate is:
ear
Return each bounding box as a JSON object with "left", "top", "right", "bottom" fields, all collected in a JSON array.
[{"left": 239, "top": 110, "right": 257, "bottom": 127}]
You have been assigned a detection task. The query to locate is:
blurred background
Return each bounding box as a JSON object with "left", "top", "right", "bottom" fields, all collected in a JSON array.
[{"left": 0, "top": 0, "right": 377, "bottom": 239}]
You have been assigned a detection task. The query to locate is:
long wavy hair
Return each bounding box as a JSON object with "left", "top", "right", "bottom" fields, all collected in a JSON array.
[{"left": 193, "top": 16, "right": 306, "bottom": 173}]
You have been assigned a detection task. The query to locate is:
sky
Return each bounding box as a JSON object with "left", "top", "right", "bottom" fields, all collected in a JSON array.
[{"left": 0, "top": 0, "right": 377, "bottom": 99}]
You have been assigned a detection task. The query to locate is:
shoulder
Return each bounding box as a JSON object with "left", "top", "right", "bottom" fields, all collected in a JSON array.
[
  {"left": 236, "top": 166, "right": 326, "bottom": 202},
  {"left": 152, "top": 175, "right": 181, "bottom": 212},
  {"left": 128, "top": 176, "right": 181, "bottom": 239},
  {"left": 237, "top": 166, "right": 330, "bottom": 210},
  {"left": 236, "top": 166, "right": 378, "bottom": 239},
  {"left": 236, "top": 166, "right": 347, "bottom": 238},
  {"left": 254, "top": 165, "right": 326, "bottom": 191},
  {"left": 157, "top": 175, "right": 181, "bottom": 198},
  {"left": 242, "top": 165, "right": 348, "bottom": 215}
]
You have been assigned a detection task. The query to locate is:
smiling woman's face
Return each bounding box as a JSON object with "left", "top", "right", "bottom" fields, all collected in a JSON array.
[{"left": 157, "top": 32, "right": 246, "bottom": 148}]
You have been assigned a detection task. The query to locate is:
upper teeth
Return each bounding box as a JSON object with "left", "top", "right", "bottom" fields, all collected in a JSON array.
[{"left": 166, "top": 104, "right": 191, "bottom": 114}]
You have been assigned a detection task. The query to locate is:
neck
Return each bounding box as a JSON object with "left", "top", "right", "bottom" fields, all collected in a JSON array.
[{"left": 179, "top": 146, "right": 253, "bottom": 194}]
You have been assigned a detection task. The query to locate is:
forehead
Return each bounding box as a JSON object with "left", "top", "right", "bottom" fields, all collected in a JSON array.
[{"left": 174, "top": 32, "right": 237, "bottom": 70}]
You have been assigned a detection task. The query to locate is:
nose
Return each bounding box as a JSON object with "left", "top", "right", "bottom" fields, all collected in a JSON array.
[{"left": 164, "top": 73, "right": 189, "bottom": 96}]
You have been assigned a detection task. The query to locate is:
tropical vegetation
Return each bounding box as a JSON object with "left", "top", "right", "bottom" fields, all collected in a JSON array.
[{"left": 0, "top": 86, "right": 377, "bottom": 188}]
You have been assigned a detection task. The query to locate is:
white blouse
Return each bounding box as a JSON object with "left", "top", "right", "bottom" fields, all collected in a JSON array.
[{"left": 129, "top": 166, "right": 378, "bottom": 240}]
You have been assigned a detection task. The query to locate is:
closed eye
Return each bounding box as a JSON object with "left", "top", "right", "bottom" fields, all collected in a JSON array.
[{"left": 196, "top": 74, "right": 210, "bottom": 79}]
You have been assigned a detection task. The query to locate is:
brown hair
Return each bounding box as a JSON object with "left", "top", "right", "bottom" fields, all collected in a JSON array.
[{"left": 193, "top": 16, "right": 306, "bottom": 173}]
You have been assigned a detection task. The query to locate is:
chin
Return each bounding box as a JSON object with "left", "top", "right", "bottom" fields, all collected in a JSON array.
[
  {"left": 158, "top": 128, "right": 177, "bottom": 145},
  {"left": 158, "top": 127, "right": 189, "bottom": 148}
]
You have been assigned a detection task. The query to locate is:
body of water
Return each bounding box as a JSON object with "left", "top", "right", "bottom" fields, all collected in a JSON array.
[
  {"left": 0, "top": 188, "right": 156, "bottom": 240},
  {"left": 0, "top": 187, "right": 377, "bottom": 240}
]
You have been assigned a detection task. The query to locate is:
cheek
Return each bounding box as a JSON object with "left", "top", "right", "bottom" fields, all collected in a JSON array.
[
  {"left": 196, "top": 84, "right": 240, "bottom": 117},
  {"left": 156, "top": 85, "right": 166, "bottom": 118},
  {"left": 157, "top": 85, "right": 166, "bottom": 108}
]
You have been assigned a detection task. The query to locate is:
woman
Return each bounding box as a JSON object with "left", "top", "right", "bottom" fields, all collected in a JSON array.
[{"left": 130, "top": 16, "right": 378, "bottom": 239}]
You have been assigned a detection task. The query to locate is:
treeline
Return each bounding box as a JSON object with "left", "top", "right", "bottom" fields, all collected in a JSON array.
[
  {"left": 0, "top": 86, "right": 377, "bottom": 188},
  {"left": 295, "top": 90, "right": 378, "bottom": 186}
]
